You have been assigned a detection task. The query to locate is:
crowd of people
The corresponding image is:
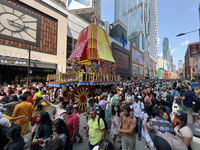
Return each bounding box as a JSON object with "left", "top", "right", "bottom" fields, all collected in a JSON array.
[{"left": 0, "top": 79, "right": 200, "bottom": 150}]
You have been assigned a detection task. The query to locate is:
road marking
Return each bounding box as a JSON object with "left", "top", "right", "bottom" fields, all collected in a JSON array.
[
  {"left": 25, "top": 132, "right": 32, "bottom": 137},
  {"left": 79, "top": 112, "right": 86, "bottom": 116}
]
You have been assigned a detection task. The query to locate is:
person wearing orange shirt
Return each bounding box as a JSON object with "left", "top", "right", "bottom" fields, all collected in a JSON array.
[
  {"left": 11, "top": 95, "right": 32, "bottom": 135},
  {"left": 143, "top": 86, "right": 149, "bottom": 96}
]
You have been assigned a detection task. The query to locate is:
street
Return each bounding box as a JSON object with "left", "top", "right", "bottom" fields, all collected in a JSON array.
[{"left": 24, "top": 107, "right": 147, "bottom": 150}]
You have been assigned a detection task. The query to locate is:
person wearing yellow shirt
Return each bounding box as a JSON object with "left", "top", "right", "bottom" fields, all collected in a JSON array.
[
  {"left": 195, "top": 86, "right": 200, "bottom": 98},
  {"left": 11, "top": 95, "right": 32, "bottom": 135},
  {"left": 32, "top": 97, "right": 49, "bottom": 115},
  {"left": 33, "top": 88, "right": 42, "bottom": 101}
]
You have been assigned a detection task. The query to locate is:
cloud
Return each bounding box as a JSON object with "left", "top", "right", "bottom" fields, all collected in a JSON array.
[
  {"left": 158, "top": 53, "right": 163, "bottom": 57},
  {"left": 181, "top": 39, "right": 189, "bottom": 45},
  {"left": 170, "top": 47, "right": 179, "bottom": 53},
  {"left": 187, "top": 8, "right": 194, "bottom": 13}
]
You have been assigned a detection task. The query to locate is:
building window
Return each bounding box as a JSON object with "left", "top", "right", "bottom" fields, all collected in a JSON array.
[
  {"left": 133, "top": 65, "right": 138, "bottom": 74},
  {"left": 139, "top": 67, "right": 143, "bottom": 75},
  {"left": 66, "top": 36, "right": 77, "bottom": 59},
  {"left": 128, "top": 8, "right": 133, "bottom": 13}
]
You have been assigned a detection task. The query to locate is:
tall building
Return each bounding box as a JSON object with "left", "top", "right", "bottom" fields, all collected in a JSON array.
[
  {"left": 178, "top": 60, "right": 183, "bottom": 73},
  {"left": 170, "top": 55, "right": 173, "bottom": 70},
  {"left": 114, "top": 0, "right": 158, "bottom": 61},
  {"left": 163, "top": 37, "right": 169, "bottom": 60}
]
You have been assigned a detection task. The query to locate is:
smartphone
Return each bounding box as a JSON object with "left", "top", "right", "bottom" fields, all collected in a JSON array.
[
  {"left": 147, "top": 116, "right": 150, "bottom": 122},
  {"left": 37, "top": 139, "right": 44, "bottom": 144}
]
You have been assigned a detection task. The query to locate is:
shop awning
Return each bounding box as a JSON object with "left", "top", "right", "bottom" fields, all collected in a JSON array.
[
  {"left": 67, "top": 23, "right": 115, "bottom": 64},
  {"left": 0, "top": 56, "right": 57, "bottom": 69}
]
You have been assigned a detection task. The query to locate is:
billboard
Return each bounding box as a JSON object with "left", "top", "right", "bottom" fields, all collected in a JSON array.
[
  {"left": 67, "top": 0, "right": 101, "bottom": 23},
  {"left": 132, "top": 47, "right": 144, "bottom": 65},
  {"left": 116, "top": 50, "right": 130, "bottom": 70},
  {"left": 190, "top": 44, "right": 200, "bottom": 57}
]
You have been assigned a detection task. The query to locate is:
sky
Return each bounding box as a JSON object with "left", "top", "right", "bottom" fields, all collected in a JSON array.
[{"left": 101, "top": 0, "right": 199, "bottom": 70}]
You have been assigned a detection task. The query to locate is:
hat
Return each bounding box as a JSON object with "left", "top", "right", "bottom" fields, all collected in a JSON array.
[
  {"left": 65, "top": 105, "right": 73, "bottom": 111},
  {"left": 175, "top": 111, "right": 187, "bottom": 122},
  {"left": 29, "top": 85, "right": 34, "bottom": 89},
  {"left": 138, "top": 96, "right": 142, "bottom": 99}
]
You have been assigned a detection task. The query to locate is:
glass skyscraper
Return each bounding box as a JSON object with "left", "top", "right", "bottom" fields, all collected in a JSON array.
[
  {"left": 163, "top": 37, "right": 169, "bottom": 61},
  {"left": 114, "top": 0, "right": 158, "bottom": 61}
]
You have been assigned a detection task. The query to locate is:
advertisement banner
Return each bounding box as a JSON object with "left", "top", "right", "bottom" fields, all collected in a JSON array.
[
  {"left": 156, "top": 70, "right": 161, "bottom": 78},
  {"left": 190, "top": 44, "right": 200, "bottom": 57},
  {"left": 132, "top": 47, "right": 144, "bottom": 65}
]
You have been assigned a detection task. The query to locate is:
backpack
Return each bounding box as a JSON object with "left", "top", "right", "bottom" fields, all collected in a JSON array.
[
  {"left": 186, "top": 91, "right": 200, "bottom": 112},
  {"left": 121, "top": 112, "right": 138, "bottom": 133}
]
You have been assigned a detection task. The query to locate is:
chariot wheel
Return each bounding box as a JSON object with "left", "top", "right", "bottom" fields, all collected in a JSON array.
[{"left": 70, "top": 85, "right": 94, "bottom": 113}]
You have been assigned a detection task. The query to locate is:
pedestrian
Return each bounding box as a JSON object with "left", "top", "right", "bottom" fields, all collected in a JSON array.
[
  {"left": 105, "top": 90, "right": 118, "bottom": 132},
  {"left": 65, "top": 105, "right": 79, "bottom": 147},
  {"left": 147, "top": 107, "right": 173, "bottom": 134},
  {"left": 11, "top": 95, "right": 32, "bottom": 135},
  {"left": 132, "top": 96, "right": 144, "bottom": 140},
  {"left": 117, "top": 105, "right": 137, "bottom": 150},
  {"left": 44, "top": 99, "right": 66, "bottom": 120},
  {"left": 174, "top": 112, "right": 193, "bottom": 149},
  {"left": 178, "top": 86, "right": 195, "bottom": 124},
  {"left": 33, "top": 88, "right": 42, "bottom": 101},
  {"left": 110, "top": 105, "right": 121, "bottom": 149},
  {"left": 151, "top": 93, "right": 160, "bottom": 108},
  {"left": 38, "top": 119, "right": 72, "bottom": 150},
  {"left": 41, "top": 90, "right": 50, "bottom": 102},
  {"left": 98, "top": 95, "right": 107, "bottom": 113},
  {"left": 3, "top": 124, "right": 25, "bottom": 150},
  {"left": 31, "top": 112, "right": 52, "bottom": 150},
  {"left": 24, "top": 90, "right": 34, "bottom": 104},
  {"left": 2, "top": 94, "right": 19, "bottom": 117},
  {"left": 82, "top": 107, "right": 105, "bottom": 150}
]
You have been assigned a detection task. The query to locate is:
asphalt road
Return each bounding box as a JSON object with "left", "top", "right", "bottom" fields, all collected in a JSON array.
[{"left": 24, "top": 107, "right": 147, "bottom": 150}]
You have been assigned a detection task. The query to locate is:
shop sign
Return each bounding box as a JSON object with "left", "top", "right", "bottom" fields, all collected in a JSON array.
[
  {"left": 0, "top": 58, "right": 27, "bottom": 66},
  {"left": 190, "top": 44, "right": 200, "bottom": 57},
  {"left": 0, "top": 50, "right": 41, "bottom": 61}
]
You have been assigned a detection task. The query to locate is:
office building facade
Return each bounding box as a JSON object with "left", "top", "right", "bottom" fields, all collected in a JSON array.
[{"left": 114, "top": 0, "right": 158, "bottom": 61}]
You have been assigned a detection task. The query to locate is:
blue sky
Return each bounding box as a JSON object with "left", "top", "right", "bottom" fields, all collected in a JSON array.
[{"left": 101, "top": 0, "right": 199, "bottom": 69}]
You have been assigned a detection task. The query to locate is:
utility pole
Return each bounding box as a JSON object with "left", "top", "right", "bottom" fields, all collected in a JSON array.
[{"left": 27, "top": 47, "right": 31, "bottom": 87}]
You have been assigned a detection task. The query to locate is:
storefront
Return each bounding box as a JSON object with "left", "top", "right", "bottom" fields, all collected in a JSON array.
[
  {"left": 111, "top": 42, "right": 131, "bottom": 80},
  {"left": 0, "top": 0, "right": 68, "bottom": 83},
  {"left": 0, "top": 56, "right": 56, "bottom": 84}
]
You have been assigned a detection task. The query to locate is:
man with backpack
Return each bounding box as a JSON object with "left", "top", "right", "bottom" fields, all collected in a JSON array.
[
  {"left": 82, "top": 107, "right": 105, "bottom": 150},
  {"left": 117, "top": 105, "right": 137, "bottom": 150},
  {"left": 178, "top": 86, "right": 195, "bottom": 123}
]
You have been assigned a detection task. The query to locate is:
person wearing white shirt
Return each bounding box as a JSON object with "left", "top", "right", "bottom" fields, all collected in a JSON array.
[
  {"left": 132, "top": 96, "right": 144, "bottom": 140},
  {"left": 0, "top": 111, "right": 11, "bottom": 128}
]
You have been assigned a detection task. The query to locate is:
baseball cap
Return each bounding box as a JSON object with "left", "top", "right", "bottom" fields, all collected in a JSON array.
[
  {"left": 175, "top": 111, "right": 187, "bottom": 122},
  {"left": 65, "top": 105, "right": 73, "bottom": 111},
  {"left": 29, "top": 85, "right": 34, "bottom": 89}
]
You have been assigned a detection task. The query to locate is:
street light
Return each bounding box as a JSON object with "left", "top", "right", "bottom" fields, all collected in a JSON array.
[{"left": 176, "top": 29, "right": 199, "bottom": 37}]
